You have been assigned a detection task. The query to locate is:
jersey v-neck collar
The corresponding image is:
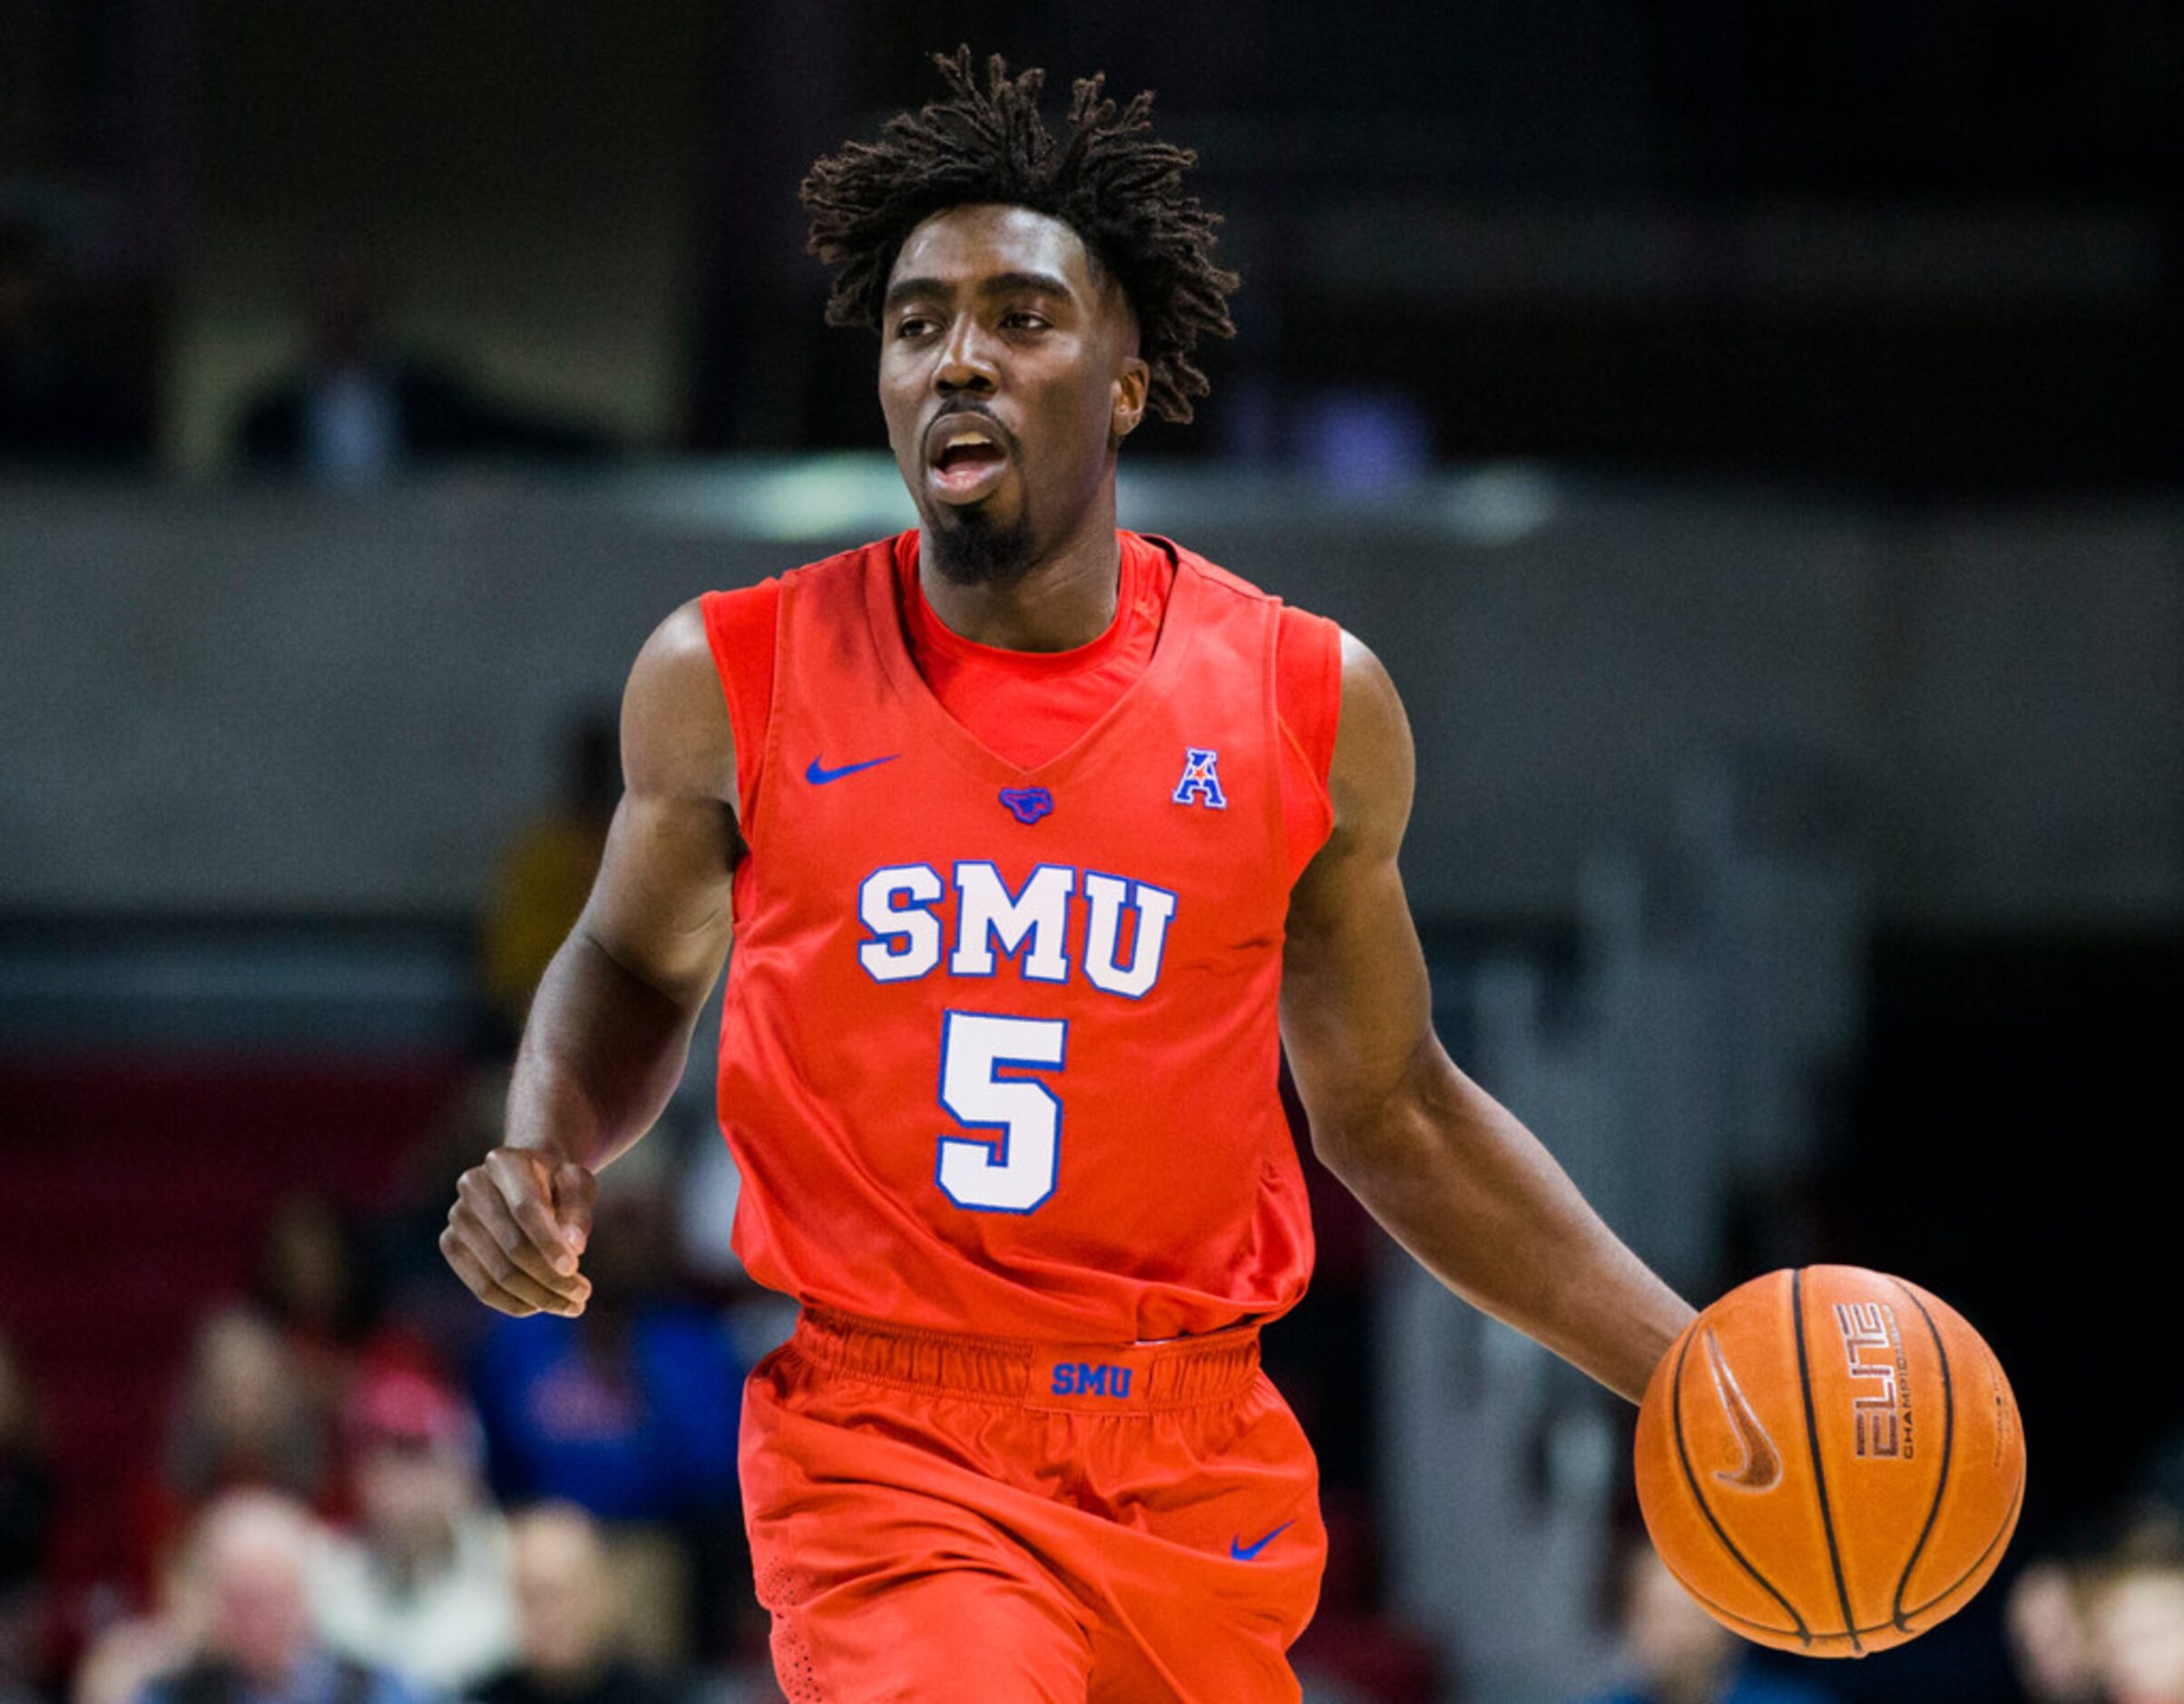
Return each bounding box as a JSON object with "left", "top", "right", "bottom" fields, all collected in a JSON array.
[{"left": 867, "top": 529, "right": 1198, "bottom": 783}]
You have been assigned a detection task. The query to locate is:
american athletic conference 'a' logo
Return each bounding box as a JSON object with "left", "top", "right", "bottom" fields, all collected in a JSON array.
[{"left": 1173, "top": 748, "right": 1226, "bottom": 808}]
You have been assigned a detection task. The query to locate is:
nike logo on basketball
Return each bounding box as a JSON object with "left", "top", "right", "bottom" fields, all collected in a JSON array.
[
  {"left": 806, "top": 754, "right": 900, "bottom": 785},
  {"left": 1704, "top": 1327, "right": 1783, "bottom": 1491},
  {"left": 1230, "top": 1521, "right": 1294, "bottom": 1561}
]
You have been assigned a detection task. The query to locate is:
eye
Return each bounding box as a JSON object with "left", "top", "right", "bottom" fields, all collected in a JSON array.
[
  {"left": 1002, "top": 310, "right": 1052, "bottom": 331},
  {"left": 892, "top": 314, "right": 938, "bottom": 340}
]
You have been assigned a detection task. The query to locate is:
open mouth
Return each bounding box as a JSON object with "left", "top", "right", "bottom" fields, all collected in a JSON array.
[{"left": 926, "top": 421, "right": 1012, "bottom": 504}]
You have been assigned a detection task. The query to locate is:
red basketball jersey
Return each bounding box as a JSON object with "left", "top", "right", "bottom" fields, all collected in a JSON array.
[{"left": 702, "top": 533, "right": 1337, "bottom": 1342}]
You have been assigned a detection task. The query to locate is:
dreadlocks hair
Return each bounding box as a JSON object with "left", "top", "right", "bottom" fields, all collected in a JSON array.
[{"left": 799, "top": 47, "right": 1239, "bottom": 426}]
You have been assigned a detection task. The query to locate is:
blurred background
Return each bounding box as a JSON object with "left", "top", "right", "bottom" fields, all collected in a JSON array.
[{"left": 1, "top": 3, "right": 2179, "bottom": 1701}]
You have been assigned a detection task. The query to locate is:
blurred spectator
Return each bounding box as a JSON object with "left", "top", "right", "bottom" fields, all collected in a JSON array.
[
  {"left": 252, "top": 1194, "right": 386, "bottom": 1420},
  {"left": 2008, "top": 1560, "right": 2103, "bottom": 1703},
  {"left": 470, "top": 1148, "right": 741, "bottom": 1525},
  {"left": 309, "top": 1369, "right": 515, "bottom": 1695},
  {"left": 0, "top": 215, "right": 137, "bottom": 465},
  {"left": 0, "top": 1334, "right": 52, "bottom": 1704},
  {"left": 136, "top": 1491, "right": 419, "bottom": 1704},
  {"left": 73, "top": 1543, "right": 204, "bottom": 1704},
  {"left": 255, "top": 1195, "right": 380, "bottom": 1360},
  {"left": 480, "top": 713, "right": 619, "bottom": 1035},
  {"left": 249, "top": 1189, "right": 447, "bottom": 1481},
  {"left": 469, "top": 1149, "right": 746, "bottom": 1660},
  {"left": 2086, "top": 1523, "right": 2184, "bottom": 1704},
  {"left": 162, "top": 1311, "right": 328, "bottom": 1513},
  {"left": 1584, "top": 1544, "right": 1832, "bottom": 1704},
  {"left": 1290, "top": 386, "right": 1433, "bottom": 494},
  {"left": 468, "top": 1504, "right": 683, "bottom": 1704},
  {"left": 233, "top": 251, "right": 611, "bottom": 485},
  {"left": 376, "top": 1068, "right": 521, "bottom": 1372}
]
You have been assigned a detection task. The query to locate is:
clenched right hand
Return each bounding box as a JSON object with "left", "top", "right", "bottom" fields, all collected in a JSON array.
[{"left": 441, "top": 1146, "right": 597, "bottom": 1317}]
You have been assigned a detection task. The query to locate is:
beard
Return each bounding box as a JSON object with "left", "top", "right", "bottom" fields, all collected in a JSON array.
[{"left": 925, "top": 499, "right": 1037, "bottom": 587}]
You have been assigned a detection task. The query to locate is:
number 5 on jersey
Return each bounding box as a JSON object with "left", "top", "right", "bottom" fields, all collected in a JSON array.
[{"left": 936, "top": 1011, "right": 1066, "bottom": 1212}]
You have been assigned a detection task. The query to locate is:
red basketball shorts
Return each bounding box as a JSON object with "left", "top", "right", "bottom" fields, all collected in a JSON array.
[{"left": 739, "top": 1307, "right": 1326, "bottom": 1702}]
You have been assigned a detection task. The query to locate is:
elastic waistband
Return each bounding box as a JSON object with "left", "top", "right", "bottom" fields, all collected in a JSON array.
[{"left": 789, "top": 1306, "right": 1262, "bottom": 1413}]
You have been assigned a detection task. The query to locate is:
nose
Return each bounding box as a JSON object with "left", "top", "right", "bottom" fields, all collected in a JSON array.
[{"left": 934, "top": 316, "right": 997, "bottom": 397}]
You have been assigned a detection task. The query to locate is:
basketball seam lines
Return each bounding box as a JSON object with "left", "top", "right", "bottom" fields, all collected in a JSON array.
[
  {"left": 1687, "top": 1468, "right": 2025, "bottom": 1641},
  {"left": 1669, "top": 1317, "right": 1810, "bottom": 1643},
  {"left": 1887, "top": 1278, "right": 1955, "bottom": 1631},
  {"left": 1909, "top": 1461, "right": 2026, "bottom": 1625},
  {"left": 1793, "top": 1266, "right": 1865, "bottom": 1655}
]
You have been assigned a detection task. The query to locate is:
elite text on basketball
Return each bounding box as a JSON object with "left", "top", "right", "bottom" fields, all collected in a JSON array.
[{"left": 1835, "top": 1300, "right": 1914, "bottom": 1460}]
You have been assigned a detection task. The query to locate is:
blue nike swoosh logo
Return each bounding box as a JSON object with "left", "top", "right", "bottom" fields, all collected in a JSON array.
[
  {"left": 805, "top": 754, "right": 900, "bottom": 785},
  {"left": 1229, "top": 1520, "right": 1295, "bottom": 1562}
]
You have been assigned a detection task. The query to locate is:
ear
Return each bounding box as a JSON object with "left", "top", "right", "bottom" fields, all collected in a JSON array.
[{"left": 1111, "top": 356, "right": 1151, "bottom": 442}]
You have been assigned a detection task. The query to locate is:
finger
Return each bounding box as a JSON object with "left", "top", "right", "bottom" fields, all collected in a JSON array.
[
  {"left": 553, "top": 1161, "right": 598, "bottom": 1258},
  {"left": 439, "top": 1225, "right": 544, "bottom": 1317},
  {"left": 485, "top": 1149, "right": 583, "bottom": 1277},
  {"left": 441, "top": 1215, "right": 588, "bottom": 1316},
  {"left": 458, "top": 1170, "right": 589, "bottom": 1298}
]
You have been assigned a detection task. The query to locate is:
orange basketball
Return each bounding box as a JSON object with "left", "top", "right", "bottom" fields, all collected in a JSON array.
[{"left": 1633, "top": 1265, "right": 2024, "bottom": 1658}]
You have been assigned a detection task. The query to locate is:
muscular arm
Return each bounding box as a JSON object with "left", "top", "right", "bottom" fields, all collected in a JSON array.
[
  {"left": 442, "top": 600, "right": 741, "bottom": 1317},
  {"left": 1279, "top": 634, "right": 1694, "bottom": 1403}
]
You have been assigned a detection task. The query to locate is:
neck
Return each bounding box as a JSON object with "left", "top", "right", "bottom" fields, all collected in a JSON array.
[{"left": 918, "top": 486, "right": 1121, "bottom": 652}]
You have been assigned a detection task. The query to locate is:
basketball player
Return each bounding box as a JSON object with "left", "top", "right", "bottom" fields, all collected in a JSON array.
[{"left": 442, "top": 51, "right": 1697, "bottom": 1701}]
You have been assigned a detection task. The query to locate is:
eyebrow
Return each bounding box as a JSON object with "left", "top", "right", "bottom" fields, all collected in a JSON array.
[{"left": 882, "top": 269, "right": 1078, "bottom": 315}]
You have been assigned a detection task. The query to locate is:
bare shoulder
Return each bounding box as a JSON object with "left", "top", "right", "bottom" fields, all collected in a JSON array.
[
  {"left": 622, "top": 599, "right": 736, "bottom": 805},
  {"left": 1326, "top": 629, "right": 1415, "bottom": 859}
]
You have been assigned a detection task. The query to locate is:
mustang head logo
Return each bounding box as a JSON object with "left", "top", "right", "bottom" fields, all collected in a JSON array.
[{"left": 998, "top": 787, "right": 1054, "bottom": 825}]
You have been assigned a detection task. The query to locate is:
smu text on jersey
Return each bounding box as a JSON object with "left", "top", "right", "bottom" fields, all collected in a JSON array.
[
  {"left": 857, "top": 860, "right": 1177, "bottom": 998},
  {"left": 1051, "top": 1361, "right": 1134, "bottom": 1397}
]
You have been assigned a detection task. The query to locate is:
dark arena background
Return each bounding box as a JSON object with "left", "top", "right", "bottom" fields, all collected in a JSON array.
[{"left": 3, "top": 5, "right": 2179, "bottom": 1701}]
